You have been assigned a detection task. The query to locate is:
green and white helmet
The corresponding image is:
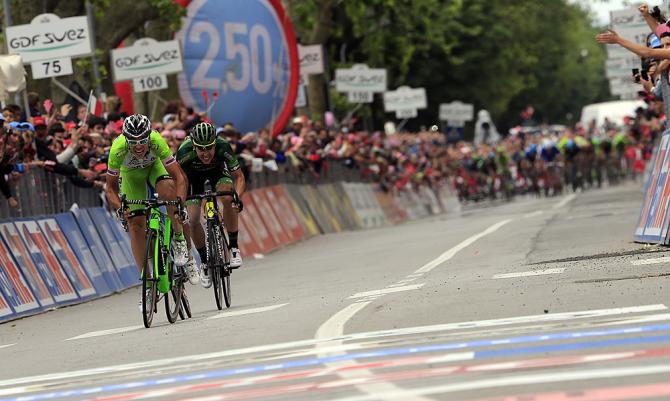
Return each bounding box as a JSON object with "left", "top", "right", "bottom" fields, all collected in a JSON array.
[{"left": 190, "top": 122, "right": 217, "bottom": 147}]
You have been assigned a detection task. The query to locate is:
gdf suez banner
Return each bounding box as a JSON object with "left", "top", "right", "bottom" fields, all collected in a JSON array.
[
  {"left": 635, "top": 129, "right": 670, "bottom": 244},
  {"left": 177, "top": 0, "right": 299, "bottom": 136}
]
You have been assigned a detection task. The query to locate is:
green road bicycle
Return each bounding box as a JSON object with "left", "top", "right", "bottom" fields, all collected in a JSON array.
[
  {"left": 120, "top": 194, "right": 192, "bottom": 328},
  {"left": 187, "top": 185, "right": 240, "bottom": 310}
]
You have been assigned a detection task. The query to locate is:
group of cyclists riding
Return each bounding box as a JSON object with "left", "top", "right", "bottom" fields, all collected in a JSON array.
[
  {"left": 453, "top": 127, "right": 636, "bottom": 202},
  {"left": 105, "top": 114, "right": 245, "bottom": 311}
]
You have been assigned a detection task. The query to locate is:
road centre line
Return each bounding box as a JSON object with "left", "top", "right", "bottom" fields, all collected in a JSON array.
[
  {"left": 328, "top": 365, "right": 670, "bottom": 401},
  {"left": 348, "top": 284, "right": 425, "bottom": 299},
  {"left": 552, "top": 194, "right": 577, "bottom": 210},
  {"left": 1, "top": 304, "right": 664, "bottom": 390},
  {"left": 0, "top": 344, "right": 15, "bottom": 350},
  {"left": 414, "top": 219, "right": 512, "bottom": 274},
  {"left": 65, "top": 326, "right": 141, "bottom": 341},
  {"left": 631, "top": 256, "right": 670, "bottom": 266},
  {"left": 493, "top": 268, "right": 565, "bottom": 279},
  {"left": 206, "top": 303, "right": 288, "bottom": 320},
  {"left": 523, "top": 211, "right": 544, "bottom": 218}
]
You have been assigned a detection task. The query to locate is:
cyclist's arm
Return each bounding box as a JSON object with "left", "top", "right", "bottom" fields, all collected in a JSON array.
[
  {"left": 105, "top": 173, "right": 121, "bottom": 210},
  {"left": 106, "top": 138, "right": 124, "bottom": 210},
  {"left": 232, "top": 168, "right": 245, "bottom": 197},
  {"left": 164, "top": 160, "right": 188, "bottom": 203}
]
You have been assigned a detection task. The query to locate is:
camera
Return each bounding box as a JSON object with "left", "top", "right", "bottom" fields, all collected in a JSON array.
[
  {"left": 633, "top": 68, "right": 640, "bottom": 83},
  {"left": 651, "top": 6, "right": 662, "bottom": 19}
]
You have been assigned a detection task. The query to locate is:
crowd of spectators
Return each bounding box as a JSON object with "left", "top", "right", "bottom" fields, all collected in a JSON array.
[{"left": 0, "top": 89, "right": 659, "bottom": 213}]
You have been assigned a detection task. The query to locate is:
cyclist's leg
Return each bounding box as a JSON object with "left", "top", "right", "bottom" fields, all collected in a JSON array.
[
  {"left": 216, "top": 176, "right": 238, "bottom": 235},
  {"left": 149, "top": 162, "right": 183, "bottom": 236},
  {"left": 185, "top": 174, "right": 207, "bottom": 262},
  {"left": 149, "top": 162, "right": 189, "bottom": 267},
  {"left": 120, "top": 168, "right": 151, "bottom": 274},
  {"left": 216, "top": 175, "right": 242, "bottom": 267}
]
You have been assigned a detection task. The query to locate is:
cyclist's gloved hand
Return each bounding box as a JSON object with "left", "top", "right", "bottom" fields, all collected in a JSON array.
[
  {"left": 179, "top": 207, "right": 189, "bottom": 223},
  {"left": 115, "top": 206, "right": 127, "bottom": 221},
  {"left": 236, "top": 199, "right": 243, "bottom": 213}
]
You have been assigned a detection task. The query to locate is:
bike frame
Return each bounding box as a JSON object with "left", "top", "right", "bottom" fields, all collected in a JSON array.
[{"left": 146, "top": 206, "right": 173, "bottom": 294}]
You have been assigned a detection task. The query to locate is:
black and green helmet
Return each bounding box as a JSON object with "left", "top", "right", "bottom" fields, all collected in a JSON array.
[{"left": 190, "top": 122, "right": 217, "bottom": 147}]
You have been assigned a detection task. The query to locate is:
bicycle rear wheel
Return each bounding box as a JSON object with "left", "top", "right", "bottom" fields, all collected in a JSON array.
[
  {"left": 208, "top": 221, "right": 224, "bottom": 310},
  {"left": 165, "top": 245, "right": 182, "bottom": 323},
  {"left": 142, "top": 231, "right": 158, "bottom": 328}
]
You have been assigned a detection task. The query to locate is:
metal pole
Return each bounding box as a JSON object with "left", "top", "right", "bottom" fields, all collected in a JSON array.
[
  {"left": 85, "top": 0, "right": 102, "bottom": 97},
  {"left": 396, "top": 118, "right": 410, "bottom": 132},
  {"left": 51, "top": 78, "right": 88, "bottom": 105},
  {"left": 3, "top": 0, "right": 12, "bottom": 27}
]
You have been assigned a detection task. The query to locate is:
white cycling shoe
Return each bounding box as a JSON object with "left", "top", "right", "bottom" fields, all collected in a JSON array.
[
  {"left": 230, "top": 247, "right": 242, "bottom": 269},
  {"left": 200, "top": 265, "right": 212, "bottom": 288},
  {"left": 185, "top": 257, "right": 199, "bottom": 285},
  {"left": 172, "top": 238, "right": 189, "bottom": 266}
]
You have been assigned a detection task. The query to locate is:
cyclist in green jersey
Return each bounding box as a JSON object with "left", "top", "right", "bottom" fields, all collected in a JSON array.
[
  {"left": 177, "top": 122, "right": 246, "bottom": 288},
  {"left": 105, "top": 115, "right": 197, "bottom": 296}
]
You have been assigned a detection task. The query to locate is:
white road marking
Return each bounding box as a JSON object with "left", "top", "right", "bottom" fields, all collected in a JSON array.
[
  {"left": 396, "top": 277, "right": 419, "bottom": 284},
  {"left": 207, "top": 303, "right": 288, "bottom": 320},
  {"left": 348, "top": 284, "right": 425, "bottom": 299},
  {"left": 0, "top": 343, "right": 16, "bottom": 350},
  {"left": 492, "top": 268, "right": 565, "bottom": 279},
  {"left": 1, "top": 304, "right": 664, "bottom": 389},
  {"left": 316, "top": 302, "right": 434, "bottom": 401},
  {"left": 406, "top": 273, "right": 424, "bottom": 278},
  {"left": 65, "top": 326, "right": 141, "bottom": 341},
  {"left": 415, "top": 219, "right": 513, "bottom": 274},
  {"left": 523, "top": 211, "right": 544, "bottom": 218},
  {"left": 631, "top": 256, "right": 670, "bottom": 266},
  {"left": 328, "top": 364, "right": 670, "bottom": 401},
  {"left": 552, "top": 194, "right": 577, "bottom": 210}
]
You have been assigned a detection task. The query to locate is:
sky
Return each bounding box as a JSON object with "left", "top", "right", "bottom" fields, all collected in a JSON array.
[{"left": 570, "top": 0, "right": 665, "bottom": 25}]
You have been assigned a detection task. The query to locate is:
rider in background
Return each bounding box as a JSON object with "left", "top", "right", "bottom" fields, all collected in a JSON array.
[{"left": 177, "top": 122, "right": 246, "bottom": 288}]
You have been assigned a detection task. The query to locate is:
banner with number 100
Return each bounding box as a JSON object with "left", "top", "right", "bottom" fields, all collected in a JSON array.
[{"left": 177, "top": 0, "right": 299, "bottom": 136}]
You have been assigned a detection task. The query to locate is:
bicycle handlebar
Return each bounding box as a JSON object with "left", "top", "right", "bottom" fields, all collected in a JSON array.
[
  {"left": 123, "top": 198, "right": 183, "bottom": 207},
  {"left": 186, "top": 191, "right": 236, "bottom": 201}
]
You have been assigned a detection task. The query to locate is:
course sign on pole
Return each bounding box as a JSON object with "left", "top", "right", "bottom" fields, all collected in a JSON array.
[
  {"left": 111, "top": 38, "right": 183, "bottom": 93},
  {"left": 5, "top": 13, "right": 92, "bottom": 80},
  {"left": 298, "top": 44, "right": 324, "bottom": 79},
  {"left": 384, "top": 86, "right": 427, "bottom": 119},
  {"left": 440, "top": 101, "right": 474, "bottom": 127},
  {"left": 336, "top": 64, "right": 386, "bottom": 104},
  {"left": 177, "top": 0, "right": 299, "bottom": 137}
]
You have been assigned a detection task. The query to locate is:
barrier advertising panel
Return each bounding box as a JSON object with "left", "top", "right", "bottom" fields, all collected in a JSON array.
[
  {"left": 0, "top": 290, "right": 13, "bottom": 321},
  {"left": 71, "top": 209, "right": 126, "bottom": 292},
  {"left": 0, "top": 222, "right": 55, "bottom": 307},
  {"left": 241, "top": 193, "right": 278, "bottom": 253},
  {"left": 266, "top": 186, "right": 305, "bottom": 242},
  {"left": 54, "top": 213, "right": 113, "bottom": 295},
  {"left": 14, "top": 220, "right": 79, "bottom": 303},
  {"left": 86, "top": 208, "right": 137, "bottom": 287},
  {"left": 0, "top": 237, "right": 41, "bottom": 314},
  {"left": 250, "top": 190, "right": 292, "bottom": 247},
  {"left": 635, "top": 131, "right": 670, "bottom": 243},
  {"left": 37, "top": 218, "right": 97, "bottom": 299}
]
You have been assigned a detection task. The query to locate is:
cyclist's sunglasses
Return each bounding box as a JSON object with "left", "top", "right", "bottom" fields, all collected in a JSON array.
[
  {"left": 127, "top": 137, "right": 149, "bottom": 146},
  {"left": 194, "top": 142, "right": 215, "bottom": 151}
]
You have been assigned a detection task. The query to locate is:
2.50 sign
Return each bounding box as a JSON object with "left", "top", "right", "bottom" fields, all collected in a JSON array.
[{"left": 177, "top": 0, "right": 299, "bottom": 136}]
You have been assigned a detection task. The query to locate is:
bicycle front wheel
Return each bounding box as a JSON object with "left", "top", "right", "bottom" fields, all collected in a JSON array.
[
  {"left": 165, "top": 257, "right": 182, "bottom": 324},
  {"left": 142, "top": 231, "right": 158, "bottom": 329}
]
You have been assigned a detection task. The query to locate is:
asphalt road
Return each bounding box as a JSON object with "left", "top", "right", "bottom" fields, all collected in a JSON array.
[{"left": 1, "top": 182, "right": 670, "bottom": 401}]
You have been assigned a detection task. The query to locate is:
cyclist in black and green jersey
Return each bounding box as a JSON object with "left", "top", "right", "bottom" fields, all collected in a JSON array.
[
  {"left": 177, "top": 122, "right": 246, "bottom": 288},
  {"left": 106, "top": 115, "right": 198, "bottom": 301}
]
